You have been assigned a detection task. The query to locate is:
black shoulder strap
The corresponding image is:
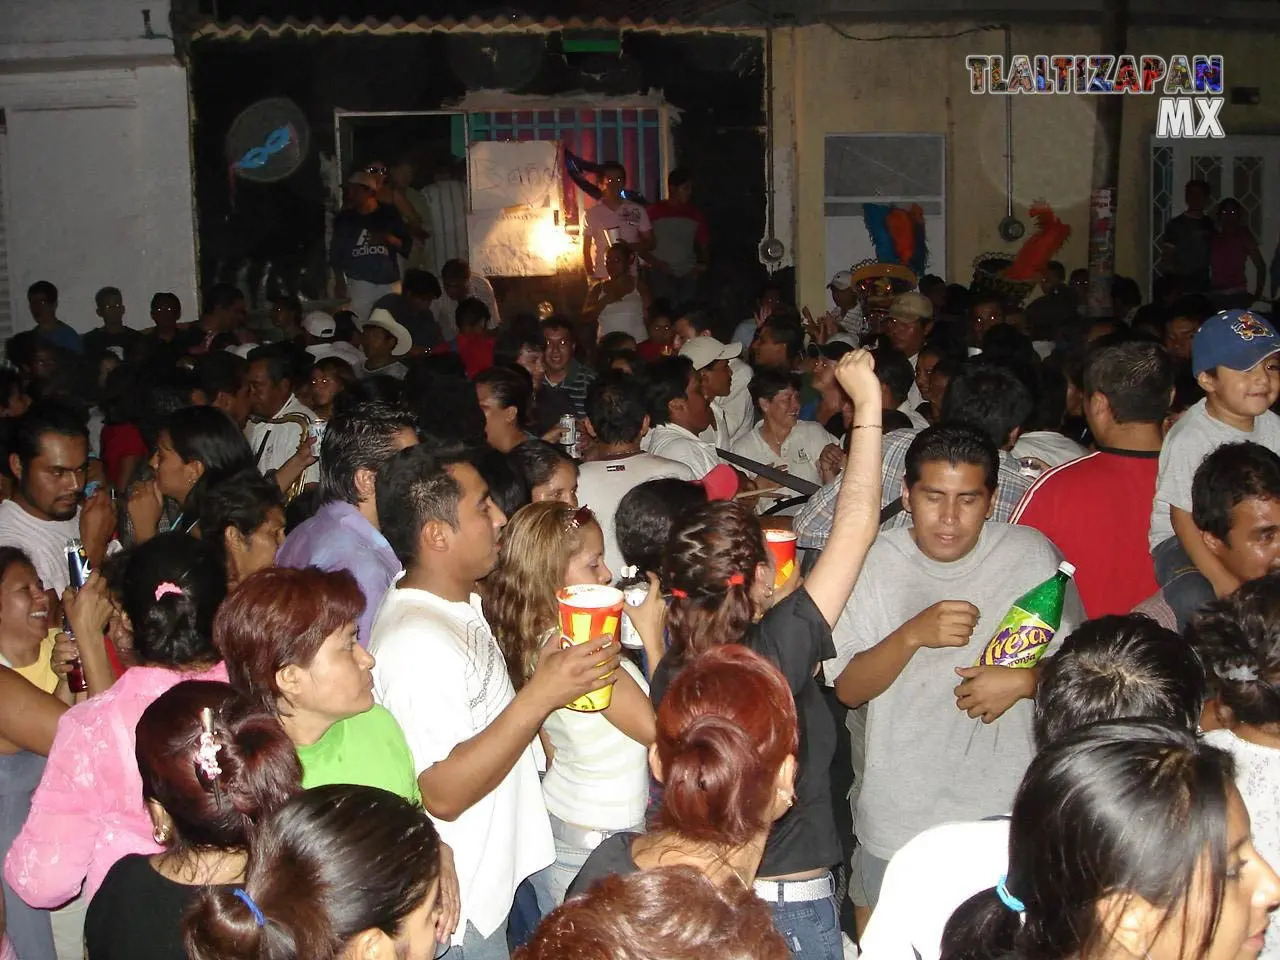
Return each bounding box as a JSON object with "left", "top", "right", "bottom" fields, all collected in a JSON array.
[
  {"left": 714, "top": 447, "right": 821, "bottom": 496},
  {"left": 879, "top": 497, "right": 906, "bottom": 526}
]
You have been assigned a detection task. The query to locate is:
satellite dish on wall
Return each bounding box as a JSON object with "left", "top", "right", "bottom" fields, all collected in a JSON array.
[{"left": 225, "top": 97, "right": 311, "bottom": 183}]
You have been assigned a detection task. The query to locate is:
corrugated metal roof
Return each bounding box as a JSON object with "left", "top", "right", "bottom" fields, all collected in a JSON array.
[
  {"left": 192, "top": 14, "right": 764, "bottom": 37},
  {"left": 188, "top": 0, "right": 771, "bottom": 38}
]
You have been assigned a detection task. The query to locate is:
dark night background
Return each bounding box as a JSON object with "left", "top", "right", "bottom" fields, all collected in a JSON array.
[{"left": 187, "top": 0, "right": 774, "bottom": 324}]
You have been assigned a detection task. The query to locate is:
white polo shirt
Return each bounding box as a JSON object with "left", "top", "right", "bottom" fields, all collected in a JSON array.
[
  {"left": 641, "top": 423, "right": 721, "bottom": 479},
  {"left": 731, "top": 420, "right": 839, "bottom": 491},
  {"left": 370, "top": 584, "right": 553, "bottom": 943}
]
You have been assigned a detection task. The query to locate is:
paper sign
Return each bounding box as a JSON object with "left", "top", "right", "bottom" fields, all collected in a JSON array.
[
  {"left": 468, "top": 206, "right": 576, "bottom": 277},
  {"left": 468, "top": 140, "right": 560, "bottom": 212}
]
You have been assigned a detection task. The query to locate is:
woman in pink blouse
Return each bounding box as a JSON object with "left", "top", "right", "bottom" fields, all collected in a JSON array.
[{"left": 4, "top": 533, "right": 228, "bottom": 914}]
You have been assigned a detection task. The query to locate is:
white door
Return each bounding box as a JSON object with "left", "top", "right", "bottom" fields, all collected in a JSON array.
[{"left": 1150, "top": 135, "right": 1280, "bottom": 295}]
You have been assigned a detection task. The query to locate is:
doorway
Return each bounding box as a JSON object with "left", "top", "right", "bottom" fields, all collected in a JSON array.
[
  {"left": 332, "top": 110, "right": 469, "bottom": 278},
  {"left": 1150, "top": 135, "right": 1280, "bottom": 295}
]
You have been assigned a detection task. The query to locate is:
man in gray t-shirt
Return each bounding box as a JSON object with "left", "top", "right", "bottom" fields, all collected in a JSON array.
[{"left": 827, "top": 424, "right": 1083, "bottom": 913}]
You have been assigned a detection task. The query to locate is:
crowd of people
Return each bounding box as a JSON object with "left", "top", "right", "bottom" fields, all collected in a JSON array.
[{"left": 2, "top": 164, "right": 1280, "bottom": 960}]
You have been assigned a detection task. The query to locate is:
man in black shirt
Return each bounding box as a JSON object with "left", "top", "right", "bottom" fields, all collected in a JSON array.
[
  {"left": 1159, "top": 178, "right": 1215, "bottom": 293},
  {"left": 83, "top": 287, "right": 143, "bottom": 360}
]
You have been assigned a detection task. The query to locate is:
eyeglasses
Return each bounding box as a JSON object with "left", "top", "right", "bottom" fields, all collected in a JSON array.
[
  {"left": 365, "top": 164, "right": 388, "bottom": 176},
  {"left": 565, "top": 505, "right": 594, "bottom": 530}
]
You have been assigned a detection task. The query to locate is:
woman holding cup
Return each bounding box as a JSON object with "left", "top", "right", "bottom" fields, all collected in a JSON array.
[
  {"left": 635, "top": 350, "right": 883, "bottom": 960},
  {"left": 481, "top": 501, "right": 657, "bottom": 907}
]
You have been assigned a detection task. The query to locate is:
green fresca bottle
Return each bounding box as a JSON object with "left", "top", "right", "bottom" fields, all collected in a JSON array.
[{"left": 975, "top": 561, "right": 1076, "bottom": 668}]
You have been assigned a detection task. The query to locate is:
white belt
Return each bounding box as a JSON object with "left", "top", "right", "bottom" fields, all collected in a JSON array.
[
  {"left": 753, "top": 872, "right": 835, "bottom": 903},
  {"left": 548, "top": 813, "right": 642, "bottom": 852}
]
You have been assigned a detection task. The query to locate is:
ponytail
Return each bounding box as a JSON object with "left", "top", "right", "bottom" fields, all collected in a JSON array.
[
  {"left": 662, "top": 502, "right": 767, "bottom": 665},
  {"left": 660, "top": 713, "right": 769, "bottom": 846},
  {"left": 653, "top": 646, "right": 798, "bottom": 847},
  {"left": 184, "top": 785, "right": 442, "bottom": 960},
  {"left": 940, "top": 888, "right": 1023, "bottom": 960}
]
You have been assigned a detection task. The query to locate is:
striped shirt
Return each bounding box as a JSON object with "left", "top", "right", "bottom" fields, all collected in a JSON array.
[
  {"left": 794, "top": 428, "right": 1033, "bottom": 550},
  {"left": 542, "top": 361, "right": 596, "bottom": 420},
  {"left": 420, "top": 179, "right": 469, "bottom": 276}
]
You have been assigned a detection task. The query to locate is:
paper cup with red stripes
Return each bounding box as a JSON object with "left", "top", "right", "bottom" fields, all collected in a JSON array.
[
  {"left": 556, "top": 584, "right": 624, "bottom": 712},
  {"left": 765, "top": 530, "right": 798, "bottom": 589}
]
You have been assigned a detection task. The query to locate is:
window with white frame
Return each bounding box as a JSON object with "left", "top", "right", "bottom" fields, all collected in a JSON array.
[{"left": 823, "top": 133, "right": 946, "bottom": 282}]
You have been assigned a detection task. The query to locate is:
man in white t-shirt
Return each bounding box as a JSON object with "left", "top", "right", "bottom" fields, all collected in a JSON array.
[
  {"left": 860, "top": 616, "right": 1205, "bottom": 960},
  {"left": 369, "top": 445, "right": 622, "bottom": 958},
  {"left": 582, "top": 161, "right": 653, "bottom": 280},
  {"left": 579, "top": 374, "right": 694, "bottom": 576},
  {"left": 0, "top": 404, "right": 115, "bottom": 595}
]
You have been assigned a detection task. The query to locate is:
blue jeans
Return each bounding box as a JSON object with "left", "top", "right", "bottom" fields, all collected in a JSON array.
[
  {"left": 446, "top": 920, "right": 510, "bottom": 960},
  {"left": 1152, "top": 535, "right": 1215, "bottom": 630},
  {"left": 767, "top": 891, "right": 843, "bottom": 960}
]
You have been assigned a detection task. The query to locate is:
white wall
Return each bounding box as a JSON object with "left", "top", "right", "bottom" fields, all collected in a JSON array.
[
  {"left": 0, "top": 0, "right": 173, "bottom": 59},
  {"left": 0, "top": 0, "right": 196, "bottom": 336}
]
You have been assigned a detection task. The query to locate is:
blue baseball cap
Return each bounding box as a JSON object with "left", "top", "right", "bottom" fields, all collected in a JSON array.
[{"left": 1191, "top": 309, "right": 1280, "bottom": 376}]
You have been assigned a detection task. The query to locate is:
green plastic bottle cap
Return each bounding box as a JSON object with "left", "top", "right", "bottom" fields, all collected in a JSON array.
[{"left": 1059, "top": 561, "right": 1076, "bottom": 578}]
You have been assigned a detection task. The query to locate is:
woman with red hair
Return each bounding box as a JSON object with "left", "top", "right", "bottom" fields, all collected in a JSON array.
[
  {"left": 214, "top": 566, "right": 416, "bottom": 802},
  {"left": 214, "top": 566, "right": 462, "bottom": 946},
  {"left": 519, "top": 865, "right": 788, "bottom": 960},
  {"left": 568, "top": 645, "right": 798, "bottom": 895},
  {"left": 612, "top": 350, "right": 883, "bottom": 959}
]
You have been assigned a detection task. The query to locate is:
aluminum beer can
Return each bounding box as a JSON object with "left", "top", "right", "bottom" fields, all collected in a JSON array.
[{"left": 64, "top": 539, "right": 91, "bottom": 693}]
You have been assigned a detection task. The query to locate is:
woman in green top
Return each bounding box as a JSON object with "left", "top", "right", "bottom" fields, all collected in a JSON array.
[
  {"left": 214, "top": 566, "right": 463, "bottom": 944},
  {"left": 213, "top": 566, "right": 418, "bottom": 801}
]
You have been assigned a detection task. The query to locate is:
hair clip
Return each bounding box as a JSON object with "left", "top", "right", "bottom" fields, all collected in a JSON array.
[
  {"left": 564, "top": 505, "right": 593, "bottom": 531},
  {"left": 620, "top": 565, "right": 639, "bottom": 580},
  {"left": 195, "top": 707, "right": 223, "bottom": 784},
  {"left": 726, "top": 572, "right": 746, "bottom": 587},
  {"left": 234, "top": 888, "right": 267, "bottom": 928},
  {"left": 154, "top": 581, "right": 183, "bottom": 601},
  {"left": 1218, "top": 664, "right": 1260, "bottom": 683},
  {"left": 670, "top": 588, "right": 689, "bottom": 599}
]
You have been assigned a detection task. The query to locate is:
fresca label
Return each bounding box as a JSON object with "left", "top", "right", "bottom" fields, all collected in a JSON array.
[{"left": 977, "top": 607, "right": 1054, "bottom": 668}]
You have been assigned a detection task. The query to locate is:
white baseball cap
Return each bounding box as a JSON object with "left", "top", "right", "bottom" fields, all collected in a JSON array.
[
  {"left": 303, "top": 310, "right": 337, "bottom": 339},
  {"left": 679, "top": 336, "right": 742, "bottom": 370}
]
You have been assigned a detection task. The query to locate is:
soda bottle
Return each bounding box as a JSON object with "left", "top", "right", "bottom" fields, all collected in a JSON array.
[
  {"left": 63, "top": 539, "right": 92, "bottom": 694},
  {"left": 975, "top": 561, "right": 1075, "bottom": 669}
]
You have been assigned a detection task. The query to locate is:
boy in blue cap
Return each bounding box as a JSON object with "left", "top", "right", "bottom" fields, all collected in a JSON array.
[{"left": 1148, "top": 309, "right": 1280, "bottom": 622}]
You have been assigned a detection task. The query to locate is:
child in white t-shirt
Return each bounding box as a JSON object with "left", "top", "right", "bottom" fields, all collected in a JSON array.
[{"left": 1149, "top": 310, "right": 1280, "bottom": 617}]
